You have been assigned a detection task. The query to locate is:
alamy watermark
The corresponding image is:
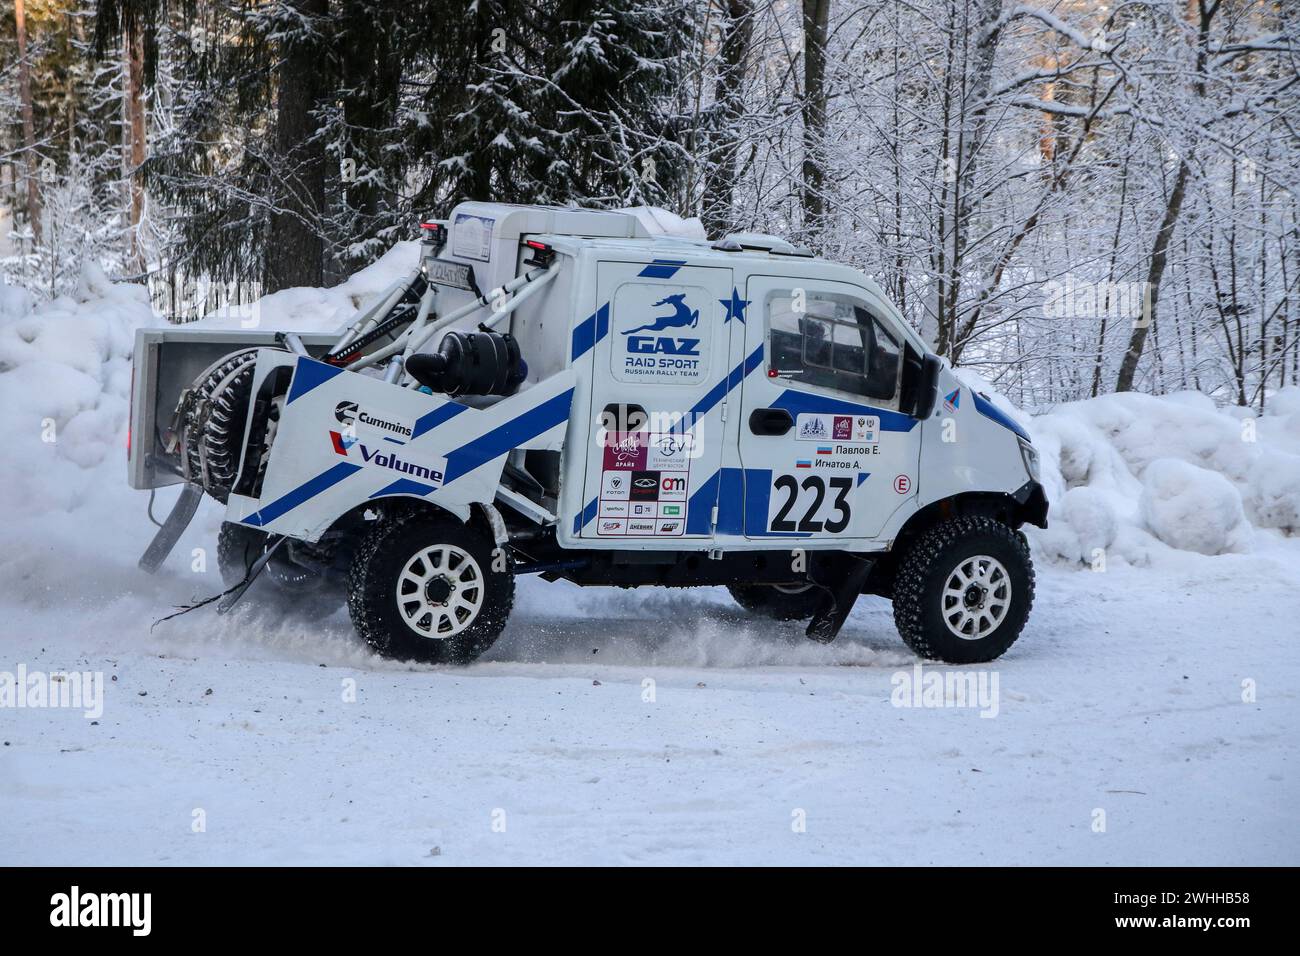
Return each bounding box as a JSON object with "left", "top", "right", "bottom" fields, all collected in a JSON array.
[
  {"left": 50, "top": 886, "right": 151, "bottom": 936},
  {"left": 890, "top": 662, "right": 1000, "bottom": 718},
  {"left": 0, "top": 664, "right": 104, "bottom": 719},
  {"left": 1043, "top": 274, "right": 1152, "bottom": 327}
]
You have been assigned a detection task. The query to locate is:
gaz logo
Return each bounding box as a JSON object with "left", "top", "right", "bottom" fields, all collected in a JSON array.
[
  {"left": 627, "top": 336, "right": 700, "bottom": 356},
  {"left": 622, "top": 293, "right": 699, "bottom": 336},
  {"left": 615, "top": 286, "right": 708, "bottom": 382}
]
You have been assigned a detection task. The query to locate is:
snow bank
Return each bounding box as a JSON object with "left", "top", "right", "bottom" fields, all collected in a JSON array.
[
  {"left": 188, "top": 241, "right": 422, "bottom": 332},
  {"left": 0, "top": 265, "right": 158, "bottom": 513},
  {"left": 189, "top": 208, "right": 706, "bottom": 334},
  {"left": 617, "top": 205, "right": 708, "bottom": 241},
  {"left": 1030, "top": 387, "right": 1300, "bottom": 566},
  {"left": 1139, "top": 458, "right": 1250, "bottom": 555}
]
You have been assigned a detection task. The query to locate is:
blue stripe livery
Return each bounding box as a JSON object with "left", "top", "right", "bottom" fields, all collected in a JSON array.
[
  {"left": 669, "top": 344, "right": 765, "bottom": 434},
  {"left": 411, "top": 401, "right": 468, "bottom": 440},
  {"left": 770, "top": 389, "right": 918, "bottom": 433},
  {"left": 570, "top": 303, "right": 611, "bottom": 361},
  {"left": 971, "top": 390, "right": 1031, "bottom": 441},
  {"left": 574, "top": 496, "right": 600, "bottom": 536},
  {"left": 443, "top": 388, "right": 575, "bottom": 485},
  {"left": 637, "top": 259, "right": 687, "bottom": 279},
  {"left": 286, "top": 357, "right": 344, "bottom": 404},
  {"left": 244, "top": 462, "right": 361, "bottom": 527},
  {"left": 682, "top": 467, "right": 815, "bottom": 537}
]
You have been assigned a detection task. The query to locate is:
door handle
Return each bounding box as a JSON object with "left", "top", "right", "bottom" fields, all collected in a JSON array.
[
  {"left": 602, "top": 403, "right": 648, "bottom": 432},
  {"left": 749, "top": 407, "right": 794, "bottom": 436}
]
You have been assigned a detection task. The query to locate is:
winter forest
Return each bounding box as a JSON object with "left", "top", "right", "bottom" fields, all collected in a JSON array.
[{"left": 2, "top": 0, "right": 1297, "bottom": 409}]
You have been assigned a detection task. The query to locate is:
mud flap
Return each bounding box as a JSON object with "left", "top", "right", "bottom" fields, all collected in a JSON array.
[
  {"left": 138, "top": 483, "right": 204, "bottom": 573},
  {"left": 216, "top": 535, "right": 286, "bottom": 614},
  {"left": 805, "top": 553, "right": 875, "bottom": 643}
]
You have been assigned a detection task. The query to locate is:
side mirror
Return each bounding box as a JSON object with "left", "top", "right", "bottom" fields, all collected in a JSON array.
[{"left": 900, "top": 347, "right": 941, "bottom": 418}]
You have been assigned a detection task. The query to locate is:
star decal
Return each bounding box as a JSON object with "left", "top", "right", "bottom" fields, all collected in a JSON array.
[{"left": 719, "top": 287, "right": 751, "bottom": 324}]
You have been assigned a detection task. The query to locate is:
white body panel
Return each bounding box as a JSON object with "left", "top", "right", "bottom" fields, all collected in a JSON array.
[
  {"left": 135, "top": 203, "right": 1038, "bottom": 554},
  {"left": 576, "top": 259, "right": 736, "bottom": 541},
  {"left": 732, "top": 274, "right": 922, "bottom": 546},
  {"left": 916, "top": 365, "right": 1034, "bottom": 516},
  {"left": 225, "top": 352, "right": 576, "bottom": 542}
]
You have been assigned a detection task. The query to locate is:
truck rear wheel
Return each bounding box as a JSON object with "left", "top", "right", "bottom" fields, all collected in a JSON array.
[
  {"left": 347, "top": 512, "right": 513, "bottom": 664},
  {"left": 217, "top": 522, "right": 344, "bottom": 614},
  {"left": 726, "top": 582, "right": 822, "bottom": 621},
  {"left": 892, "top": 516, "right": 1034, "bottom": 664}
]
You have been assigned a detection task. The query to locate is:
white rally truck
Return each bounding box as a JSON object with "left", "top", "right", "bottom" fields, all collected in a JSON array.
[{"left": 129, "top": 203, "right": 1047, "bottom": 664}]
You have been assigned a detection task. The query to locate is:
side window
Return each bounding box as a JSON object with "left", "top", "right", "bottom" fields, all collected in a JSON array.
[{"left": 767, "top": 289, "right": 902, "bottom": 404}]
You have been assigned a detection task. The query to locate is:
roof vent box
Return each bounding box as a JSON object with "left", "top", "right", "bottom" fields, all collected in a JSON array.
[{"left": 711, "top": 232, "right": 813, "bottom": 257}]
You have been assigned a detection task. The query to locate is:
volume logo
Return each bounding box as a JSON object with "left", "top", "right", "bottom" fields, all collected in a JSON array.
[{"left": 330, "top": 430, "right": 358, "bottom": 455}]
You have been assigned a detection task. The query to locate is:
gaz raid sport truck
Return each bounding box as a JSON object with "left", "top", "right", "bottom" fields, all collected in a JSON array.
[{"left": 129, "top": 203, "right": 1048, "bottom": 664}]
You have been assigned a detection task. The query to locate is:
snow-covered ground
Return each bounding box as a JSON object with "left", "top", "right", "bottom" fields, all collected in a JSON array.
[{"left": 1, "top": 267, "right": 1297, "bottom": 865}]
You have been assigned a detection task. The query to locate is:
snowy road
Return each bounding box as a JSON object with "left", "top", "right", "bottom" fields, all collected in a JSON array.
[{"left": 2, "top": 500, "right": 1296, "bottom": 866}]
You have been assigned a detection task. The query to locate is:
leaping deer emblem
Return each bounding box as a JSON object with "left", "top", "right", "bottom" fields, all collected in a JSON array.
[{"left": 623, "top": 294, "right": 699, "bottom": 335}]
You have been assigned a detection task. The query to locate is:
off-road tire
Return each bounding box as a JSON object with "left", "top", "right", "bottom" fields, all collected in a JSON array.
[
  {"left": 892, "top": 516, "right": 1034, "bottom": 664},
  {"left": 183, "top": 349, "right": 260, "bottom": 503},
  {"left": 347, "top": 512, "right": 513, "bottom": 664},
  {"left": 727, "top": 582, "right": 823, "bottom": 621}
]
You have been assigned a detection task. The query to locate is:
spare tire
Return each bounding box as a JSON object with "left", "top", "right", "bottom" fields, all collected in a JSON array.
[{"left": 179, "top": 349, "right": 260, "bottom": 502}]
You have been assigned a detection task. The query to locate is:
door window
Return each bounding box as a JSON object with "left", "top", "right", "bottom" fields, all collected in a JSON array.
[{"left": 767, "top": 290, "right": 901, "bottom": 405}]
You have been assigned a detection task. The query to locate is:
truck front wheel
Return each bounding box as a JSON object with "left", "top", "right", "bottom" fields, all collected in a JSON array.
[
  {"left": 347, "top": 512, "right": 514, "bottom": 664},
  {"left": 726, "top": 582, "right": 822, "bottom": 621},
  {"left": 892, "top": 516, "right": 1034, "bottom": 664}
]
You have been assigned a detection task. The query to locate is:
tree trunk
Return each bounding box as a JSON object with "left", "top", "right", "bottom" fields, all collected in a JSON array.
[
  {"left": 125, "top": 30, "right": 147, "bottom": 275},
  {"left": 934, "top": 0, "right": 1004, "bottom": 360},
  {"left": 1115, "top": 158, "right": 1190, "bottom": 392},
  {"left": 800, "top": 0, "right": 829, "bottom": 237},
  {"left": 702, "top": 0, "right": 753, "bottom": 238},
  {"left": 1116, "top": 0, "right": 1215, "bottom": 392},
  {"left": 264, "top": 0, "right": 328, "bottom": 293},
  {"left": 14, "top": 0, "right": 41, "bottom": 247}
]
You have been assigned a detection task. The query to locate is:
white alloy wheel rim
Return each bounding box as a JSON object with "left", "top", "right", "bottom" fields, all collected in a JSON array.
[
  {"left": 941, "top": 555, "right": 1011, "bottom": 640},
  {"left": 396, "top": 544, "right": 485, "bottom": 639}
]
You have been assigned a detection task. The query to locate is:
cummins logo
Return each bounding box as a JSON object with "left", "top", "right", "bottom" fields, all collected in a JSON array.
[
  {"left": 334, "top": 401, "right": 359, "bottom": 426},
  {"left": 334, "top": 401, "right": 412, "bottom": 437}
]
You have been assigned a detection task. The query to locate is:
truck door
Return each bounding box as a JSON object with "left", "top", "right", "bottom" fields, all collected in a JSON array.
[
  {"left": 577, "top": 261, "right": 736, "bottom": 541},
  {"left": 735, "top": 276, "right": 921, "bottom": 541}
]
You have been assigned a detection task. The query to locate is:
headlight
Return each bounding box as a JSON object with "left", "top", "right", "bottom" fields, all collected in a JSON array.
[{"left": 1018, "top": 438, "right": 1041, "bottom": 482}]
